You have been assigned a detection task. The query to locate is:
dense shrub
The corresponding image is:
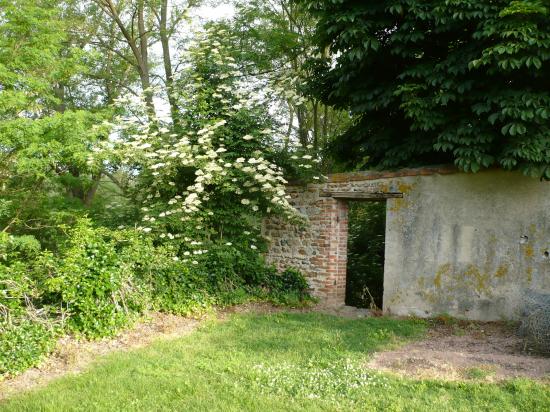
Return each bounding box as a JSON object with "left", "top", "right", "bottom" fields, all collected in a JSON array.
[
  {"left": 0, "top": 233, "right": 43, "bottom": 314},
  {"left": 136, "top": 250, "right": 215, "bottom": 315},
  {"left": 0, "top": 319, "right": 56, "bottom": 377},
  {"left": 0, "top": 218, "right": 312, "bottom": 377},
  {"left": 0, "top": 234, "right": 58, "bottom": 377},
  {"left": 42, "top": 220, "right": 150, "bottom": 338}
]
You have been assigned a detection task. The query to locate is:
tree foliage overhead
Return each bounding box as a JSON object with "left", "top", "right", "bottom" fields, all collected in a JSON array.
[{"left": 301, "top": 0, "right": 550, "bottom": 178}]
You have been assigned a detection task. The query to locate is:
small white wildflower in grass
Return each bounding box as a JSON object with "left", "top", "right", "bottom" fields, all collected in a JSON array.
[{"left": 242, "top": 134, "right": 254, "bottom": 140}]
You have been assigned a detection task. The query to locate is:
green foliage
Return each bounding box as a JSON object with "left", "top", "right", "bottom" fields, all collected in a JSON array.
[
  {"left": 0, "top": 231, "right": 57, "bottom": 377},
  {"left": 0, "top": 110, "right": 112, "bottom": 246},
  {"left": 301, "top": 0, "right": 550, "bottom": 178},
  {"left": 0, "top": 0, "right": 319, "bottom": 379},
  {"left": 0, "top": 0, "right": 69, "bottom": 114},
  {"left": 0, "top": 319, "right": 56, "bottom": 377},
  {"left": 0, "top": 217, "right": 313, "bottom": 376},
  {"left": 0, "top": 233, "right": 44, "bottom": 318},
  {"left": 43, "top": 220, "right": 150, "bottom": 338},
  {"left": 268, "top": 267, "right": 310, "bottom": 296},
  {"left": 135, "top": 247, "right": 215, "bottom": 316},
  {"left": 345, "top": 202, "right": 386, "bottom": 309},
  {"left": 0, "top": 0, "right": 113, "bottom": 244}
]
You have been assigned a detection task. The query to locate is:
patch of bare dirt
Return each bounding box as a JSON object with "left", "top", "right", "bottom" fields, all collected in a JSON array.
[
  {"left": 316, "top": 304, "right": 374, "bottom": 318},
  {"left": 0, "top": 312, "right": 200, "bottom": 400},
  {"left": 222, "top": 302, "right": 373, "bottom": 319},
  {"left": 368, "top": 320, "right": 550, "bottom": 381}
]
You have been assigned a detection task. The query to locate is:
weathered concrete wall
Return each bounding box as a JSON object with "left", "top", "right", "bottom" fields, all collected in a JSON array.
[{"left": 264, "top": 168, "right": 550, "bottom": 321}]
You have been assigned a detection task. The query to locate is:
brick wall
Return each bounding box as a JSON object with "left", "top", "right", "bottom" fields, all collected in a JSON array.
[{"left": 263, "top": 187, "right": 348, "bottom": 304}]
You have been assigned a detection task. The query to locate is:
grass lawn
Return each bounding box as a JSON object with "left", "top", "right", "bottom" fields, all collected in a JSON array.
[{"left": 1, "top": 312, "right": 548, "bottom": 411}]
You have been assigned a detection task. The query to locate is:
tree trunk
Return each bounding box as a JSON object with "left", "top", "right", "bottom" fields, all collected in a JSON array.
[
  {"left": 160, "top": 0, "right": 180, "bottom": 128},
  {"left": 312, "top": 100, "right": 319, "bottom": 150},
  {"left": 83, "top": 174, "right": 102, "bottom": 207},
  {"left": 137, "top": 0, "right": 154, "bottom": 115},
  {"left": 296, "top": 107, "right": 309, "bottom": 147}
]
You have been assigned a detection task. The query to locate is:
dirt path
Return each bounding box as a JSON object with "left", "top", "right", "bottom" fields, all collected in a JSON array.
[
  {"left": 0, "top": 312, "right": 201, "bottom": 401},
  {"left": 368, "top": 320, "right": 550, "bottom": 381}
]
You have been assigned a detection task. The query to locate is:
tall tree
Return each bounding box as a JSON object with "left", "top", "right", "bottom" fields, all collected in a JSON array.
[
  {"left": 300, "top": 0, "right": 550, "bottom": 178},
  {"left": 89, "top": 0, "right": 200, "bottom": 124},
  {"left": 0, "top": 0, "right": 110, "bottom": 240},
  {"left": 226, "top": 0, "right": 353, "bottom": 167}
]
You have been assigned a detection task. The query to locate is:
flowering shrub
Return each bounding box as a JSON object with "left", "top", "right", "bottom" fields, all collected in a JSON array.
[
  {"left": 1, "top": 24, "right": 318, "bottom": 378},
  {"left": 95, "top": 24, "right": 320, "bottom": 253},
  {"left": 87, "top": 24, "right": 318, "bottom": 312}
]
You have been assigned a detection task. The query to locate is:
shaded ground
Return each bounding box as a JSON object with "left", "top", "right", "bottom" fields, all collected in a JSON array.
[
  {"left": 0, "top": 312, "right": 200, "bottom": 400},
  {"left": 0, "top": 303, "right": 302, "bottom": 400},
  {"left": 1, "top": 305, "right": 548, "bottom": 404},
  {"left": 368, "top": 319, "right": 550, "bottom": 381},
  {"left": 1, "top": 312, "right": 547, "bottom": 412}
]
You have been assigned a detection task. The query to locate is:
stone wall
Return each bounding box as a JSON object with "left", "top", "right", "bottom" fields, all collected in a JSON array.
[
  {"left": 264, "top": 167, "right": 550, "bottom": 321},
  {"left": 263, "top": 187, "right": 348, "bottom": 305}
]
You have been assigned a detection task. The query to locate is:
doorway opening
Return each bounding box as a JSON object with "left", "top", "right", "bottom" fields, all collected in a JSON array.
[{"left": 345, "top": 200, "right": 387, "bottom": 309}]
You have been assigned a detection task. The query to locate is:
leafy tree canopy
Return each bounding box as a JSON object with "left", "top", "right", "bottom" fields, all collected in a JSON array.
[{"left": 300, "top": 0, "right": 550, "bottom": 178}]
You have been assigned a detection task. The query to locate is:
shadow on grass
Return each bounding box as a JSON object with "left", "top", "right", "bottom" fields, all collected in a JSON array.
[
  {"left": 199, "top": 312, "right": 427, "bottom": 359},
  {"left": 1, "top": 312, "right": 548, "bottom": 412}
]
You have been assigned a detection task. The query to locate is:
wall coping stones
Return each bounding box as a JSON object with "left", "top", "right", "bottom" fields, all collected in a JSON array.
[{"left": 327, "top": 165, "right": 458, "bottom": 183}]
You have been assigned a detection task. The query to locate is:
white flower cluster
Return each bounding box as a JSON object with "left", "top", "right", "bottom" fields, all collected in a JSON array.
[{"left": 98, "top": 25, "right": 301, "bottom": 239}]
